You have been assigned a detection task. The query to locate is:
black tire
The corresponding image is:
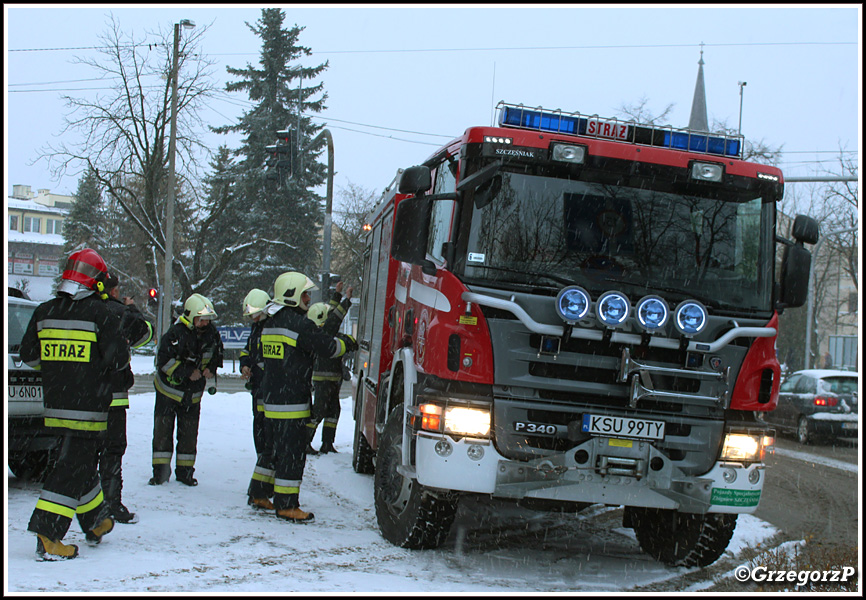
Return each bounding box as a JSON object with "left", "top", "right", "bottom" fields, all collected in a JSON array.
[
  {"left": 374, "top": 405, "right": 457, "bottom": 549},
  {"left": 8, "top": 450, "right": 54, "bottom": 483},
  {"left": 352, "top": 413, "right": 376, "bottom": 475},
  {"left": 797, "top": 416, "right": 812, "bottom": 445},
  {"left": 630, "top": 507, "right": 737, "bottom": 567}
]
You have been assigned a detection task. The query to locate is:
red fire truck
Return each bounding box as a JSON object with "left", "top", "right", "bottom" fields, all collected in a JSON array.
[{"left": 351, "top": 101, "right": 818, "bottom": 567}]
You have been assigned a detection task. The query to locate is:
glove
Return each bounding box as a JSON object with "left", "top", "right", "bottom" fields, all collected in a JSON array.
[{"left": 344, "top": 335, "right": 358, "bottom": 353}]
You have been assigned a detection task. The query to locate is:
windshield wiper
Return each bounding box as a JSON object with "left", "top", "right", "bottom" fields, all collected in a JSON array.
[{"left": 467, "top": 264, "right": 574, "bottom": 288}]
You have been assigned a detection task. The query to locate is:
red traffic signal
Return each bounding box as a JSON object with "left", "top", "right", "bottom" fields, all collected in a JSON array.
[{"left": 147, "top": 288, "right": 159, "bottom": 305}]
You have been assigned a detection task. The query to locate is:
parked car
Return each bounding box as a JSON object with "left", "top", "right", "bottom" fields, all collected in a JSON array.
[
  {"left": 7, "top": 293, "right": 58, "bottom": 481},
  {"left": 762, "top": 369, "right": 859, "bottom": 444}
]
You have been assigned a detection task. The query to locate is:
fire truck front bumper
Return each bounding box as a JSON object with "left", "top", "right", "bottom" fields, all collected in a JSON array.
[{"left": 415, "top": 432, "right": 766, "bottom": 514}]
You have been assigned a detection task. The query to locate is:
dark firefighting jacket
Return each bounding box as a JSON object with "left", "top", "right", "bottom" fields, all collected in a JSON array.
[
  {"left": 312, "top": 293, "right": 353, "bottom": 385},
  {"left": 154, "top": 316, "right": 224, "bottom": 405},
  {"left": 19, "top": 293, "right": 129, "bottom": 436},
  {"left": 239, "top": 317, "right": 266, "bottom": 394},
  {"left": 260, "top": 304, "right": 354, "bottom": 420},
  {"left": 106, "top": 298, "right": 154, "bottom": 408}
]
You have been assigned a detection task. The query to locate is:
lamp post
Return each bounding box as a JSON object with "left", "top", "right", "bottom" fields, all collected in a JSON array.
[
  {"left": 737, "top": 81, "right": 747, "bottom": 135},
  {"left": 161, "top": 18, "right": 195, "bottom": 335}
]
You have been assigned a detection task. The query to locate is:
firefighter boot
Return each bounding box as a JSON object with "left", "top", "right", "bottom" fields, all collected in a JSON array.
[
  {"left": 248, "top": 497, "right": 274, "bottom": 510},
  {"left": 85, "top": 516, "right": 115, "bottom": 544},
  {"left": 175, "top": 466, "right": 198, "bottom": 486},
  {"left": 148, "top": 463, "right": 170, "bottom": 485},
  {"left": 104, "top": 472, "right": 137, "bottom": 524},
  {"left": 305, "top": 422, "right": 319, "bottom": 455},
  {"left": 319, "top": 441, "right": 337, "bottom": 454},
  {"left": 276, "top": 507, "right": 315, "bottom": 523},
  {"left": 36, "top": 535, "right": 79, "bottom": 561}
]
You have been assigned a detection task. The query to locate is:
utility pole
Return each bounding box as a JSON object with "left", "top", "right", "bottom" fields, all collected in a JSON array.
[{"left": 161, "top": 18, "right": 195, "bottom": 336}]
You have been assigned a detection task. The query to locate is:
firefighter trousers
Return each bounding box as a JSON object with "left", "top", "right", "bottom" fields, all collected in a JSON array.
[
  {"left": 269, "top": 417, "right": 307, "bottom": 510},
  {"left": 309, "top": 380, "right": 342, "bottom": 444},
  {"left": 28, "top": 432, "right": 110, "bottom": 541},
  {"left": 247, "top": 391, "right": 275, "bottom": 500},
  {"left": 151, "top": 395, "right": 201, "bottom": 483},
  {"left": 99, "top": 407, "right": 127, "bottom": 507}
]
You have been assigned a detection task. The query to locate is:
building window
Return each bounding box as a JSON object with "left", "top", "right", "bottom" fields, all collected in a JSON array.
[
  {"left": 23, "top": 216, "right": 41, "bottom": 233},
  {"left": 46, "top": 219, "right": 64, "bottom": 235},
  {"left": 38, "top": 262, "right": 60, "bottom": 276},
  {"left": 9, "top": 215, "right": 19, "bottom": 231}
]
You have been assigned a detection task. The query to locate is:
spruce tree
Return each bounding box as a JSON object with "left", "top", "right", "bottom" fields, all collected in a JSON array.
[
  {"left": 214, "top": 8, "right": 329, "bottom": 319},
  {"left": 56, "top": 168, "right": 105, "bottom": 292}
]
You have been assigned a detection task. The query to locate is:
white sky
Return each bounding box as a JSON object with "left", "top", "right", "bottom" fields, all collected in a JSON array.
[{"left": 4, "top": 4, "right": 862, "bottom": 208}]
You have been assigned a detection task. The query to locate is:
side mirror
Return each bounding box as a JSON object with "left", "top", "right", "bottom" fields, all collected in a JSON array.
[
  {"left": 398, "top": 166, "right": 432, "bottom": 195},
  {"left": 779, "top": 243, "right": 811, "bottom": 308},
  {"left": 391, "top": 196, "right": 434, "bottom": 271},
  {"left": 792, "top": 214, "right": 819, "bottom": 245}
]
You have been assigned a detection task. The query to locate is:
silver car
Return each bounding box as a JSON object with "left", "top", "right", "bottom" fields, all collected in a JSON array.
[{"left": 763, "top": 369, "right": 859, "bottom": 444}]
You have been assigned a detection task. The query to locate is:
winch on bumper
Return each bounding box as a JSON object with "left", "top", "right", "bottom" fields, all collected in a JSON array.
[{"left": 414, "top": 431, "right": 766, "bottom": 514}]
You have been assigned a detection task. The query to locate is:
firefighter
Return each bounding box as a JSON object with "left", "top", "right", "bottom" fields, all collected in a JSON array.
[
  {"left": 261, "top": 271, "right": 357, "bottom": 522},
  {"left": 305, "top": 282, "right": 354, "bottom": 454},
  {"left": 150, "top": 293, "right": 224, "bottom": 487},
  {"left": 239, "top": 288, "right": 275, "bottom": 509},
  {"left": 99, "top": 273, "right": 154, "bottom": 524},
  {"left": 19, "top": 248, "right": 128, "bottom": 560}
]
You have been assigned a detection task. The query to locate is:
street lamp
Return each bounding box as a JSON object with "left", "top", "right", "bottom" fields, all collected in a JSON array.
[
  {"left": 161, "top": 18, "right": 195, "bottom": 335},
  {"left": 737, "top": 81, "right": 747, "bottom": 135}
]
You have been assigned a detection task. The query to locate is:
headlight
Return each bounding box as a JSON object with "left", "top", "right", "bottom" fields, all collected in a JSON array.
[
  {"left": 691, "top": 161, "right": 724, "bottom": 182},
  {"left": 596, "top": 291, "right": 630, "bottom": 328},
  {"left": 555, "top": 285, "right": 591, "bottom": 323},
  {"left": 720, "top": 431, "right": 772, "bottom": 463},
  {"left": 419, "top": 402, "right": 491, "bottom": 438},
  {"left": 551, "top": 143, "right": 586, "bottom": 164},
  {"left": 674, "top": 300, "right": 708, "bottom": 337},
  {"left": 635, "top": 295, "right": 669, "bottom": 332}
]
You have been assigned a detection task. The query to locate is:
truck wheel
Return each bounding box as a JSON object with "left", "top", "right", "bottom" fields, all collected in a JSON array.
[
  {"left": 352, "top": 412, "right": 376, "bottom": 475},
  {"left": 374, "top": 405, "right": 457, "bottom": 549},
  {"left": 629, "top": 507, "right": 737, "bottom": 567},
  {"left": 8, "top": 450, "right": 53, "bottom": 482},
  {"left": 797, "top": 416, "right": 812, "bottom": 445}
]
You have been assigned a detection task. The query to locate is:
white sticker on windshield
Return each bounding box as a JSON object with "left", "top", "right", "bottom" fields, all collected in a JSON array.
[{"left": 468, "top": 252, "right": 486, "bottom": 264}]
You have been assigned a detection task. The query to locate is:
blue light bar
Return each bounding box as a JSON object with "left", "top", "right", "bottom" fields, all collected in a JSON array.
[{"left": 498, "top": 103, "right": 742, "bottom": 158}]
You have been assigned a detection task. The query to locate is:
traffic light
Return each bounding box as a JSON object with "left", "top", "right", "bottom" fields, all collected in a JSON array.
[
  {"left": 265, "top": 127, "right": 296, "bottom": 185},
  {"left": 147, "top": 287, "right": 159, "bottom": 307}
]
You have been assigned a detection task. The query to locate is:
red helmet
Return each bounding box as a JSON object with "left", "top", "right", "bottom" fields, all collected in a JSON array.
[{"left": 61, "top": 248, "right": 108, "bottom": 291}]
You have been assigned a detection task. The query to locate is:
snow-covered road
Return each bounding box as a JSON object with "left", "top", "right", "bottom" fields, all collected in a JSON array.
[{"left": 6, "top": 362, "right": 782, "bottom": 593}]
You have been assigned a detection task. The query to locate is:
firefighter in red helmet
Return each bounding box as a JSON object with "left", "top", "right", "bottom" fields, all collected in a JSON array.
[{"left": 19, "top": 248, "right": 129, "bottom": 560}]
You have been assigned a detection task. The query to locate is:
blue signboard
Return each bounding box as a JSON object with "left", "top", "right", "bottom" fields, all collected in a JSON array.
[{"left": 218, "top": 326, "right": 251, "bottom": 350}]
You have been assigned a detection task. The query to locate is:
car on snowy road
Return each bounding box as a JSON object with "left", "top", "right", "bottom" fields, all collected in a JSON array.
[
  {"left": 761, "top": 369, "right": 859, "bottom": 444},
  {"left": 7, "top": 290, "right": 58, "bottom": 481}
]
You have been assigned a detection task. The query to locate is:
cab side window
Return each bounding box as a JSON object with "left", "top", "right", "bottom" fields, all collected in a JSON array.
[{"left": 426, "top": 159, "right": 457, "bottom": 263}]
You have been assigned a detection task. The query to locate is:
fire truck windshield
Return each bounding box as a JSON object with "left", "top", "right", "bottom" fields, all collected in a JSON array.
[{"left": 460, "top": 170, "right": 775, "bottom": 313}]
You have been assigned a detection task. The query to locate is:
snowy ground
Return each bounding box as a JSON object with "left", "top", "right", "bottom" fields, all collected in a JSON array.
[{"left": 5, "top": 357, "right": 781, "bottom": 593}]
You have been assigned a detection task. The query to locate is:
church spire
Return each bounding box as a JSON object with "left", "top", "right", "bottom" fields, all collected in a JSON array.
[{"left": 688, "top": 43, "right": 709, "bottom": 132}]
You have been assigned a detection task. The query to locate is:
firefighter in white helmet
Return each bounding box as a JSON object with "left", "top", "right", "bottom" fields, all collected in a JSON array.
[
  {"left": 260, "top": 272, "right": 357, "bottom": 522},
  {"left": 240, "top": 288, "right": 275, "bottom": 510},
  {"left": 150, "top": 293, "right": 224, "bottom": 487},
  {"left": 305, "top": 281, "right": 354, "bottom": 454}
]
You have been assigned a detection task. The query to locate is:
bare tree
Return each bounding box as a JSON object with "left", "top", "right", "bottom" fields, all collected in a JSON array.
[
  {"left": 36, "top": 14, "right": 234, "bottom": 300},
  {"left": 617, "top": 96, "right": 675, "bottom": 126},
  {"left": 331, "top": 183, "right": 380, "bottom": 289},
  {"left": 821, "top": 146, "right": 858, "bottom": 290}
]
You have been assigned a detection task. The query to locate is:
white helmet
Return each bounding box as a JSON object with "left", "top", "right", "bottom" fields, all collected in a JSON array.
[
  {"left": 306, "top": 302, "right": 330, "bottom": 327},
  {"left": 243, "top": 288, "right": 271, "bottom": 318},
  {"left": 273, "top": 272, "right": 317, "bottom": 311},
  {"left": 183, "top": 293, "right": 217, "bottom": 321}
]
